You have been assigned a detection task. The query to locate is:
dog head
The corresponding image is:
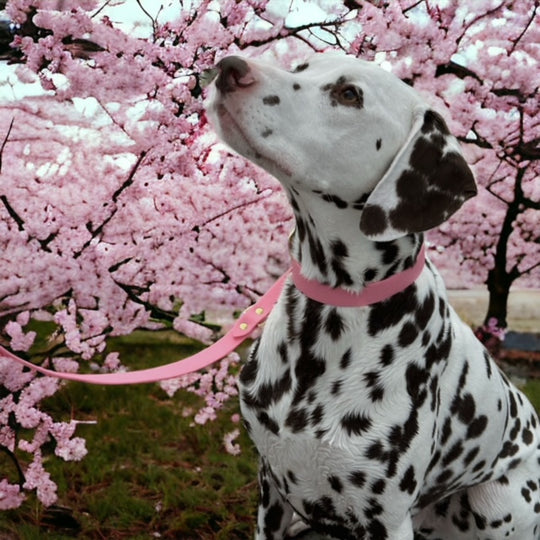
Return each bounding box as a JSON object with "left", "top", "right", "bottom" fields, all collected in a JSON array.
[{"left": 206, "top": 53, "right": 476, "bottom": 240}]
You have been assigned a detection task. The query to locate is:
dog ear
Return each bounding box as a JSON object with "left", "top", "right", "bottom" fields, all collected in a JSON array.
[{"left": 359, "top": 107, "right": 477, "bottom": 242}]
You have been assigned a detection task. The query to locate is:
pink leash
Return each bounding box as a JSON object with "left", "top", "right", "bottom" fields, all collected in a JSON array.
[
  {"left": 0, "top": 272, "right": 290, "bottom": 385},
  {"left": 0, "top": 246, "right": 425, "bottom": 385}
]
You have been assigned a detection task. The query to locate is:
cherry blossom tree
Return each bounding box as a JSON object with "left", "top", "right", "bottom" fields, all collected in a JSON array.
[{"left": 0, "top": 0, "right": 538, "bottom": 509}]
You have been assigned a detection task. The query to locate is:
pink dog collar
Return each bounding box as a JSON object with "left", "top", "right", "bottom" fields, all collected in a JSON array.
[{"left": 291, "top": 243, "right": 426, "bottom": 307}]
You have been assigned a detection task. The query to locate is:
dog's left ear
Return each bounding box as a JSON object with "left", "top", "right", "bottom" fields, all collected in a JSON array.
[{"left": 359, "top": 107, "right": 477, "bottom": 242}]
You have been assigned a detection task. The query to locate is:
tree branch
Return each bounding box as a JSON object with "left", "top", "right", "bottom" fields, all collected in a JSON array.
[
  {"left": 517, "top": 259, "right": 540, "bottom": 276},
  {"left": 112, "top": 279, "right": 176, "bottom": 323},
  {"left": 0, "top": 446, "right": 26, "bottom": 487},
  {"left": 435, "top": 61, "right": 483, "bottom": 83},
  {"left": 197, "top": 190, "right": 273, "bottom": 229},
  {"left": 112, "top": 151, "right": 147, "bottom": 203},
  {"left": 74, "top": 151, "right": 146, "bottom": 258},
  {"left": 522, "top": 196, "right": 540, "bottom": 211},
  {"left": 0, "top": 117, "right": 14, "bottom": 174},
  {"left": 402, "top": 1, "right": 426, "bottom": 15},
  {"left": 0, "top": 195, "right": 25, "bottom": 231},
  {"left": 509, "top": 1, "right": 538, "bottom": 55},
  {"left": 135, "top": 0, "right": 161, "bottom": 41},
  {"left": 514, "top": 139, "right": 540, "bottom": 160},
  {"left": 91, "top": 0, "right": 114, "bottom": 19},
  {"left": 455, "top": 2, "right": 506, "bottom": 47}
]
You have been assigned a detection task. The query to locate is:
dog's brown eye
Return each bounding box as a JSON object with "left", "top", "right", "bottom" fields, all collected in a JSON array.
[
  {"left": 330, "top": 84, "right": 364, "bottom": 109},
  {"left": 339, "top": 85, "right": 361, "bottom": 103}
]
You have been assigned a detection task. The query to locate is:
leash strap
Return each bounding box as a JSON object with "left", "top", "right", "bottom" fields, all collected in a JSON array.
[{"left": 0, "top": 271, "right": 291, "bottom": 385}]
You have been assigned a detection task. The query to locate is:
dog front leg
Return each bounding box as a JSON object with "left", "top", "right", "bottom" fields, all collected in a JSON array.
[{"left": 255, "top": 459, "right": 294, "bottom": 540}]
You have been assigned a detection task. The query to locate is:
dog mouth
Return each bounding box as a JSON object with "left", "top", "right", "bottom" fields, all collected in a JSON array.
[{"left": 214, "top": 103, "right": 293, "bottom": 178}]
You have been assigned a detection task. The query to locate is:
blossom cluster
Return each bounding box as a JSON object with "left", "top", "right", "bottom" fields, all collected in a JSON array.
[{"left": 159, "top": 355, "right": 240, "bottom": 426}]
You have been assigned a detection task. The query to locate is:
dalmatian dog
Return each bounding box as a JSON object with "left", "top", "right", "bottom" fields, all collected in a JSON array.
[{"left": 206, "top": 53, "right": 540, "bottom": 540}]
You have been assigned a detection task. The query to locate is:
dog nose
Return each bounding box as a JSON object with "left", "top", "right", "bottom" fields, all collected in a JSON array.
[{"left": 215, "top": 56, "right": 255, "bottom": 93}]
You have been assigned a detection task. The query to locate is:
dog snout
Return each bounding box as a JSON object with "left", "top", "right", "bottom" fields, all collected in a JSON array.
[{"left": 215, "top": 56, "right": 256, "bottom": 93}]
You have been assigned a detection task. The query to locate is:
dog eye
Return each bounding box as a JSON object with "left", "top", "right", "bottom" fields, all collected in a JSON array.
[{"left": 338, "top": 85, "right": 362, "bottom": 105}]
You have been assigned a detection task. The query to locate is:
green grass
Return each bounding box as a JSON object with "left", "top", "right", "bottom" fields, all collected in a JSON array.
[
  {"left": 0, "top": 332, "right": 259, "bottom": 539},
  {"left": 523, "top": 379, "right": 540, "bottom": 412},
  {"left": 1, "top": 330, "right": 539, "bottom": 539}
]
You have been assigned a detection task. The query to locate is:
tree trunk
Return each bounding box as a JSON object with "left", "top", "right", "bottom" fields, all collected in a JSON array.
[
  {"left": 485, "top": 266, "right": 512, "bottom": 328},
  {"left": 483, "top": 168, "right": 525, "bottom": 329}
]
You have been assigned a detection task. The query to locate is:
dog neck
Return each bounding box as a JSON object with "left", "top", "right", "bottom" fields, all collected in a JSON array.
[{"left": 287, "top": 189, "right": 423, "bottom": 292}]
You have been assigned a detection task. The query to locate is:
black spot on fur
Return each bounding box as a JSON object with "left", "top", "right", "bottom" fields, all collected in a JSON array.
[
  {"left": 325, "top": 309, "right": 345, "bottom": 341},
  {"left": 287, "top": 470, "right": 298, "bottom": 484},
  {"left": 322, "top": 193, "right": 348, "bottom": 209},
  {"left": 328, "top": 475, "right": 343, "bottom": 493},
  {"left": 293, "top": 63, "right": 309, "bottom": 73},
  {"left": 380, "top": 344, "right": 394, "bottom": 366},
  {"left": 349, "top": 470, "right": 366, "bottom": 488},
  {"left": 509, "top": 393, "right": 518, "bottom": 418},
  {"left": 340, "top": 348, "right": 352, "bottom": 370},
  {"left": 264, "top": 502, "right": 284, "bottom": 536},
  {"left": 293, "top": 300, "right": 326, "bottom": 404},
  {"left": 510, "top": 418, "right": 522, "bottom": 440},
  {"left": 263, "top": 95, "right": 280, "bottom": 106},
  {"left": 293, "top": 82, "right": 301, "bottom": 90},
  {"left": 311, "top": 404, "right": 325, "bottom": 427},
  {"left": 405, "top": 363, "right": 429, "bottom": 407},
  {"left": 522, "top": 428, "right": 534, "bottom": 445},
  {"left": 360, "top": 204, "right": 387, "bottom": 236},
  {"left": 388, "top": 409, "right": 419, "bottom": 455},
  {"left": 368, "top": 519, "right": 387, "bottom": 539},
  {"left": 240, "top": 344, "right": 259, "bottom": 386},
  {"left": 242, "top": 368, "right": 291, "bottom": 410},
  {"left": 398, "top": 321, "right": 418, "bottom": 347},
  {"left": 467, "top": 415, "right": 488, "bottom": 438},
  {"left": 306, "top": 227, "right": 327, "bottom": 276},
  {"left": 374, "top": 241, "right": 399, "bottom": 265},
  {"left": 366, "top": 441, "right": 384, "bottom": 461},
  {"left": 331, "top": 379, "right": 343, "bottom": 395},
  {"left": 376, "top": 138, "right": 382, "bottom": 150},
  {"left": 454, "top": 392, "right": 476, "bottom": 425},
  {"left": 463, "top": 446, "right": 480, "bottom": 466},
  {"left": 441, "top": 417, "right": 452, "bottom": 445},
  {"left": 371, "top": 479, "right": 386, "bottom": 494},
  {"left": 436, "top": 469, "right": 453, "bottom": 484},
  {"left": 286, "top": 408, "right": 309, "bottom": 433},
  {"left": 364, "top": 498, "right": 384, "bottom": 519},
  {"left": 416, "top": 292, "right": 435, "bottom": 327},
  {"left": 341, "top": 412, "right": 372, "bottom": 436},
  {"left": 368, "top": 284, "right": 417, "bottom": 336},
  {"left": 364, "top": 268, "right": 377, "bottom": 282},
  {"left": 399, "top": 465, "right": 417, "bottom": 494},
  {"left": 424, "top": 330, "right": 452, "bottom": 368},
  {"left": 331, "top": 239, "right": 349, "bottom": 258},
  {"left": 257, "top": 412, "right": 279, "bottom": 435},
  {"left": 284, "top": 282, "right": 300, "bottom": 342},
  {"left": 277, "top": 341, "right": 288, "bottom": 364},
  {"left": 442, "top": 441, "right": 464, "bottom": 467}
]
